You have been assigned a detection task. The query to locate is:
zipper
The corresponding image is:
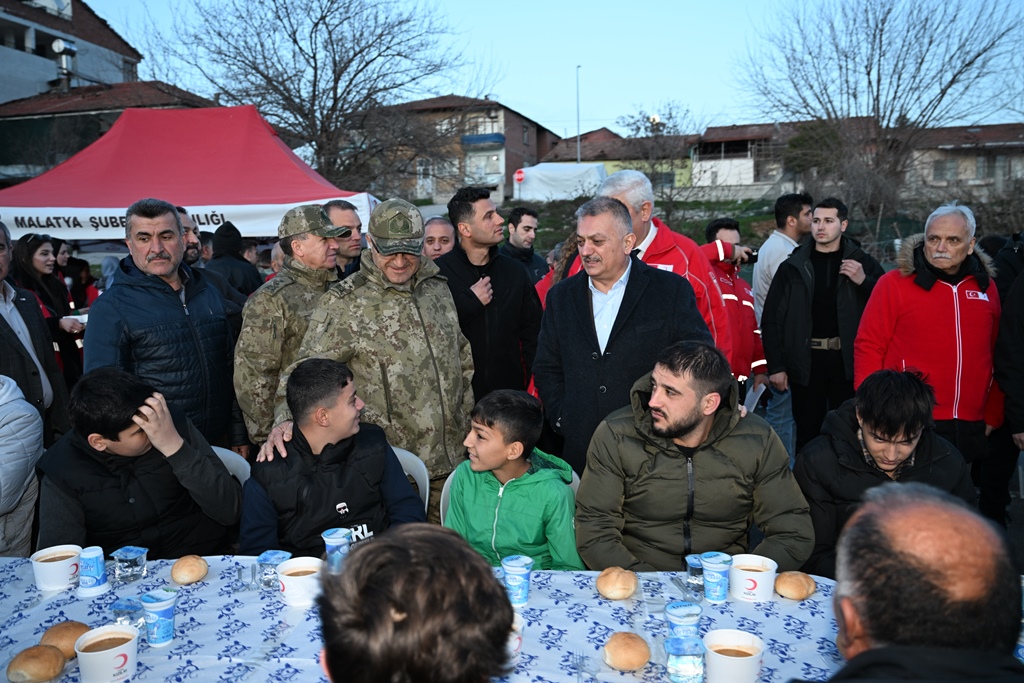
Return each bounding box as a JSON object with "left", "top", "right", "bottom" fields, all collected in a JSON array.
[
  {"left": 947, "top": 282, "right": 963, "bottom": 419},
  {"left": 491, "top": 481, "right": 508, "bottom": 559},
  {"left": 683, "top": 453, "right": 695, "bottom": 556}
]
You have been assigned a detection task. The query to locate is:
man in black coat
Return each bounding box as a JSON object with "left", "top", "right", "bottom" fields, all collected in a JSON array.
[
  {"left": 761, "top": 197, "right": 885, "bottom": 452},
  {"left": 790, "top": 483, "right": 1024, "bottom": 683},
  {"left": 499, "top": 207, "right": 548, "bottom": 283},
  {"left": 206, "top": 221, "right": 264, "bottom": 296},
  {"left": 436, "top": 187, "right": 543, "bottom": 400},
  {"left": 0, "top": 220, "right": 70, "bottom": 446},
  {"left": 532, "top": 196, "right": 712, "bottom": 474},
  {"left": 794, "top": 369, "right": 974, "bottom": 579}
]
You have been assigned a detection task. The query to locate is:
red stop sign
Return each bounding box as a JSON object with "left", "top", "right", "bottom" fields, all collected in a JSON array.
[{"left": 514, "top": 168, "right": 525, "bottom": 183}]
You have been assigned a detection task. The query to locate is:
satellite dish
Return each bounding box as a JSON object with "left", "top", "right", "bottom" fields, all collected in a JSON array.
[{"left": 52, "top": 38, "right": 77, "bottom": 56}]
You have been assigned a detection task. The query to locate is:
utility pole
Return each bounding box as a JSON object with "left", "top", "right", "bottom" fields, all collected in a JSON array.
[{"left": 576, "top": 65, "right": 581, "bottom": 164}]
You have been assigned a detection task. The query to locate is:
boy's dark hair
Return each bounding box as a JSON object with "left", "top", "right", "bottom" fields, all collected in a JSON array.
[
  {"left": 287, "top": 358, "right": 354, "bottom": 425},
  {"left": 508, "top": 207, "right": 538, "bottom": 229},
  {"left": 69, "top": 368, "right": 156, "bottom": 441},
  {"left": 854, "top": 369, "right": 935, "bottom": 440},
  {"left": 470, "top": 390, "right": 543, "bottom": 455},
  {"left": 815, "top": 196, "right": 849, "bottom": 222},
  {"left": 319, "top": 524, "right": 513, "bottom": 683},
  {"left": 774, "top": 192, "right": 813, "bottom": 229},
  {"left": 655, "top": 340, "right": 733, "bottom": 404},
  {"left": 704, "top": 217, "right": 740, "bottom": 244},
  {"left": 447, "top": 187, "right": 491, "bottom": 227}
]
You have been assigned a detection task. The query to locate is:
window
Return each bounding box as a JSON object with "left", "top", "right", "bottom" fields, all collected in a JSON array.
[
  {"left": 522, "top": 124, "right": 529, "bottom": 145},
  {"left": 932, "top": 158, "right": 958, "bottom": 182},
  {"left": 976, "top": 155, "right": 1008, "bottom": 180},
  {"left": 650, "top": 172, "right": 674, "bottom": 191}
]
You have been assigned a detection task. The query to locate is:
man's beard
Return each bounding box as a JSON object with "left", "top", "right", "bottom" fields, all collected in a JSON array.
[
  {"left": 184, "top": 246, "right": 200, "bottom": 265},
  {"left": 651, "top": 407, "right": 703, "bottom": 440}
]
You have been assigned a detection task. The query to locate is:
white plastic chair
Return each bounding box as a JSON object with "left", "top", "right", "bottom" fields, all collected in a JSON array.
[
  {"left": 569, "top": 470, "right": 580, "bottom": 494},
  {"left": 393, "top": 447, "right": 430, "bottom": 513},
  {"left": 212, "top": 446, "right": 251, "bottom": 486},
  {"left": 439, "top": 469, "right": 457, "bottom": 525}
]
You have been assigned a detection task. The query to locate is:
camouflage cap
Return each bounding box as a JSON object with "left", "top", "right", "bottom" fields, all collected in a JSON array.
[
  {"left": 278, "top": 205, "right": 351, "bottom": 240},
  {"left": 368, "top": 199, "right": 425, "bottom": 255}
]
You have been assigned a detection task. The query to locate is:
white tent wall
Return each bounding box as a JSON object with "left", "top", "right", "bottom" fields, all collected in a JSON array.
[{"left": 515, "top": 163, "right": 608, "bottom": 202}]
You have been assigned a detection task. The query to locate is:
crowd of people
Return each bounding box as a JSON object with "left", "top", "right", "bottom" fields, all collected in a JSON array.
[{"left": 1, "top": 167, "right": 1022, "bottom": 681}]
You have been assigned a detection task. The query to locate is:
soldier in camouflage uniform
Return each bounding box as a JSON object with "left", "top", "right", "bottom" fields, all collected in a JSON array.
[
  {"left": 233, "top": 205, "right": 349, "bottom": 444},
  {"left": 260, "top": 199, "right": 474, "bottom": 523}
]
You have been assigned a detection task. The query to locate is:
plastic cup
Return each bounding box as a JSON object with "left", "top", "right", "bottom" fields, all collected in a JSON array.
[
  {"left": 729, "top": 554, "right": 778, "bottom": 602},
  {"left": 665, "top": 636, "right": 705, "bottom": 683},
  {"left": 141, "top": 587, "right": 178, "bottom": 647},
  {"left": 110, "top": 546, "right": 148, "bottom": 582},
  {"left": 257, "top": 550, "right": 292, "bottom": 588},
  {"left": 277, "top": 557, "right": 323, "bottom": 608},
  {"left": 699, "top": 552, "right": 732, "bottom": 604},
  {"left": 30, "top": 544, "right": 82, "bottom": 591},
  {"left": 75, "top": 624, "right": 139, "bottom": 683},
  {"left": 77, "top": 546, "right": 110, "bottom": 598},
  {"left": 665, "top": 600, "right": 702, "bottom": 638},
  {"left": 322, "top": 528, "right": 352, "bottom": 575},
  {"left": 506, "top": 613, "right": 525, "bottom": 667},
  {"left": 703, "top": 629, "right": 764, "bottom": 683},
  {"left": 501, "top": 555, "right": 534, "bottom": 609}
]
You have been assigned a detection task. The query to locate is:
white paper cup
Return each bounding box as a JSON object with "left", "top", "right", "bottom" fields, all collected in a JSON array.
[
  {"left": 729, "top": 554, "right": 778, "bottom": 602},
  {"left": 30, "top": 544, "right": 82, "bottom": 591},
  {"left": 703, "top": 629, "right": 764, "bottom": 683},
  {"left": 506, "top": 613, "right": 525, "bottom": 667},
  {"left": 75, "top": 624, "right": 139, "bottom": 683},
  {"left": 277, "top": 557, "right": 323, "bottom": 608}
]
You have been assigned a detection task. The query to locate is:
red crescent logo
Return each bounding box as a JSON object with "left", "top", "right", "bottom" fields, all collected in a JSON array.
[
  {"left": 69, "top": 563, "right": 79, "bottom": 576},
  {"left": 114, "top": 654, "right": 128, "bottom": 668},
  {"left": 280, "top": 580, "right": 286, "bottom": 592},
  {"left": 744, "top": 578, "right": 758, "bottom": 591}
]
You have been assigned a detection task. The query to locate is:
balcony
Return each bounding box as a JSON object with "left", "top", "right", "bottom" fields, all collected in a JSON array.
[{"left": 461, "top": 133, "right": 505, "bottom": 148}]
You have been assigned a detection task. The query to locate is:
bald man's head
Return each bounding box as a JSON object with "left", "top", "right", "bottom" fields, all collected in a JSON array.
[{"left": 836, "top": 484, "right": 1019, "bottom": 656}]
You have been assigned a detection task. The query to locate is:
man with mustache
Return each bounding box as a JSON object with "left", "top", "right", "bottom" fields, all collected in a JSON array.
[
  {"left": 855, "top": 202, "right": 1002, "bottom": 466},
  {"left": 532, "top": 196, "right": 712, "bottom": 475},
  {"left": 574, "top": 340, "right": 812, "bottom": 571},
  {"left": 84, "top": 198, "right": 234, "bottom": 447}
]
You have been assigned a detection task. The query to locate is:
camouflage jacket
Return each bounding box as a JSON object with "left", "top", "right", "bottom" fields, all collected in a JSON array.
[
  {"left": 234, "top": 256, "right": 337, "bottom": 444},
  {"left": 275, "top": 251, "right": 474, "bottom": 478}
]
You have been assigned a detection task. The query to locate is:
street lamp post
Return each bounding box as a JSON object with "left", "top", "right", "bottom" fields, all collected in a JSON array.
[{"left": 576, "top": 65, "right": 581, "bottom": 164}]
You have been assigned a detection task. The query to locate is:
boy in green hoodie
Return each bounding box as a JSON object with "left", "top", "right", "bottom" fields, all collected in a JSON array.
[{"left": 444, "top": 390, "right": 584, "bottom": 570}]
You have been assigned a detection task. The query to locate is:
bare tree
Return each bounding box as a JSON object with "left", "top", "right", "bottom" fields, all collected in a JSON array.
[
  {"left": 741, "top": 0, "right": 1023, "bottom": 220},
  {"left": 152, "top": 0, "right": 464, "bottom": 193},
  {"left": 615, "top": 102, "right": 702, "bottom": 229}
]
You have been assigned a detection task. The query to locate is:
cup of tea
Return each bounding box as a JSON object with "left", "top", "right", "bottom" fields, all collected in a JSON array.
[
  {"left": 702, "top": 629, "right": 764, "bottom": 683},
  {"left": 277, "top": 557, "right": 323, "bottom": 608},
  {"left": 729, "top": 554, "right": 778, "bottom": 602},
  {"left": 30, "top": 544, "right": 82, "bottom": 591},
  {"left": 74, "top": 624, "right": 139, "bottom": 683}
]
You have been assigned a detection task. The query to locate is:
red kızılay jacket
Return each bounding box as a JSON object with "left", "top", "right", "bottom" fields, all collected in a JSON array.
[
  {"left": 854, "top": 234, "right": 1003, "bottom": 426},
  {"left": 569, "top": 218, "right": 733, "bottom": 364},
  {"left": 700, "top": 240, "right": 766, "bottom": 380}
]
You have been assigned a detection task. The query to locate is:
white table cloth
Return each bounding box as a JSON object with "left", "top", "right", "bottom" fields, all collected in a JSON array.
[{"left": 0, "top": 556, "right": 842, "bottom": 682}]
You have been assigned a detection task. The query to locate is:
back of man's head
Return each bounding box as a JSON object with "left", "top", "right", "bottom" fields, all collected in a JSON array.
[
  {"left": 318, "top": 523, "right": 513, "bottom": 683},
  {"left": 447, "top": 187, "right": 491, "bottom": 227},
  {"left": 836, "top": 483, "right": 1020, "bottom": 654},
  {"left": 774, "top": 192, "right": 813, "bottom": 230},
  {"left": 69, "top": 368, "right": 156, "bottom": 440},
  {"left": 471, "top": 390, "right": 544, "bottom": 455},
  {"left": 855, "top": 370, "right": 935, "bottom": 440},
  {"left": 655, "top": 340, "right": 733, "bottom": 403},
  {"left": 597, "top": 170, "right": 654, "bottom": 216},
  {"left": 286, "top": 358, "right": 353, "bottom": 427}
]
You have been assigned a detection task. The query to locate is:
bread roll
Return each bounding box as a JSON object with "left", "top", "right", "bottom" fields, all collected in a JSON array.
[
  {"left": 6, "top": 645, "right": 65, "bottom": 682},
  {"left": 602, "top": 632, "right": 650, "bottom": 671},
  {"left": 774, "top": 571, "right": 816, "bottom": 600},
  {"left": 40, "top": 620, "right": 89, "bottom": 659},
  {"left": 595, "top": 567, "right": 638, "bottom": 600},
  {"left": 171, "top": 555, "right": 209, "bottom": 585}
]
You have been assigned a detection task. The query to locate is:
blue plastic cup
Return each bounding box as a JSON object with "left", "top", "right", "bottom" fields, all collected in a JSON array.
[
  {"left": 501, "top": 555, "right": 534, "bottom": 608},
  {"left": 140, "top": 587, "right": 177, "bottom": 647},
  {"left": 699, "top": 552, "right": 733, "bottom": 604}
]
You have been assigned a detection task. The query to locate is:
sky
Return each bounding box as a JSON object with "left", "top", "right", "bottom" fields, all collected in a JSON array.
[{"left": 87, "top": 0, "right": 772, "bottom": 137}]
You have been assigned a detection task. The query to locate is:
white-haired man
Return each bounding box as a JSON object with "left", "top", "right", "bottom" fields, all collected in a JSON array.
[{"left": 855, "top": 203, "right": 1002, "bottom": 467}]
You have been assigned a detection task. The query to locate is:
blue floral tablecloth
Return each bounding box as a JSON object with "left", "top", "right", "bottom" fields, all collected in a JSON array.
[{"left": 0, "top": 557, "right": 842, "bottom": 682}]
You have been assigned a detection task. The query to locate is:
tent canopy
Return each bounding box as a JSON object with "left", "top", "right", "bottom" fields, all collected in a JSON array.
[
  {"left": 0, "top": 105, "right": 376, "bottom": 238},
  {"left": 515, "top": 162, "right": 608, "bottom": 202}
]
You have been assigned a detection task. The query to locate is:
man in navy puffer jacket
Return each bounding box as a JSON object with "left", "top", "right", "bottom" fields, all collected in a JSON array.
[{"left": 84, "top": 198, "right": 233, "bottom": 446}]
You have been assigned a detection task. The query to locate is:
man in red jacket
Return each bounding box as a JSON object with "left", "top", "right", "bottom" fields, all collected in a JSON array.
[
  {"left": 567, "top": 170, "right": 733, "bottom": 364},
  {"left": 700, "top": 217, "right": 767, "bottom": 398},
  {"left": 854, "top": 202, "right": 1002, "bottom": 468}
]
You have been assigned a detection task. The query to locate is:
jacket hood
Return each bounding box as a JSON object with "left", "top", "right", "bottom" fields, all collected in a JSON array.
[
  {"left": 356, "top": 248, "right": 443, "bottom": 291},
  {"left": 0, "top": 375, "right": 27, "bottom": 406},
  {"left": 896, "top": 232, "right": 996, "bottom": 279},
  {"left": 628, "top": 370, "right": 741, "bottom": 452},
  {"left": 212, "top": 221, "right": 243, "bottom": 257},
  {"left": 525, "top": 448, "right": 573, "bottom": 484}
]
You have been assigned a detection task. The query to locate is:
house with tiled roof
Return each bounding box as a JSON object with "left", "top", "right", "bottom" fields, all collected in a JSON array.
[
  {"left": 390, "top": 94, "right": 560, "bottom": 203},
  {"left": 903, "top": 123, "right": 1024, "bottom": 200}
]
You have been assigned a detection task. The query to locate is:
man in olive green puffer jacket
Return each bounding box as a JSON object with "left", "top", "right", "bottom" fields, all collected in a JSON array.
[{"left": 575, "top": 340, "right": 813, "bottom": 572}]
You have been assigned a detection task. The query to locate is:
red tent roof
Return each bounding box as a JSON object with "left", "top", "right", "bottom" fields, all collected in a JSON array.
[{"left": 0, "top": 105, "right": 350, "bottom": 208}]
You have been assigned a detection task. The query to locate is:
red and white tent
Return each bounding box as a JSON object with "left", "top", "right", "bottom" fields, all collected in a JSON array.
[{"left": 0, "top": 105, "right": 376, "bottom": 239}]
